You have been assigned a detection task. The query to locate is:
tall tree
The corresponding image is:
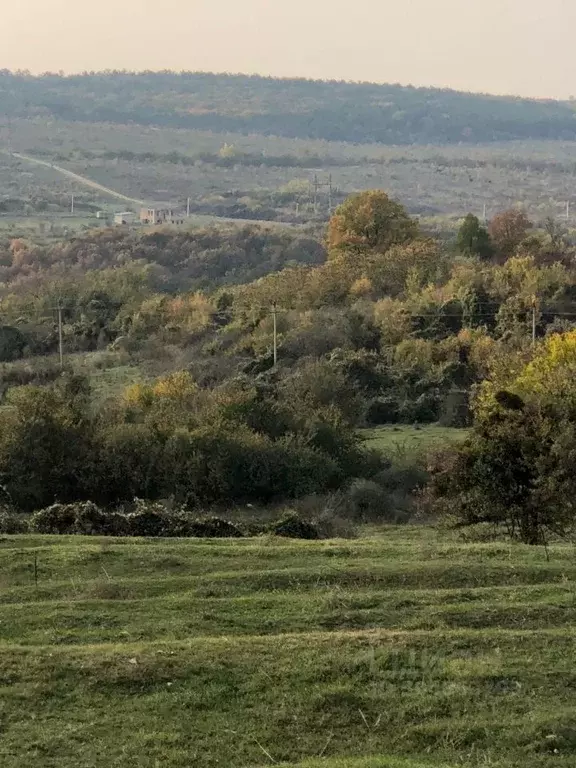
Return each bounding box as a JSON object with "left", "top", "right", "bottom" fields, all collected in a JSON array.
[
  {"left": 457, "top": 214, "right": 493, "bottom": 260},
  {"left": 327, "top": 191, "right": 419, "bottom": 256},
  {"left": 488, "top": 210, "right": 532, "bottom": 259}
]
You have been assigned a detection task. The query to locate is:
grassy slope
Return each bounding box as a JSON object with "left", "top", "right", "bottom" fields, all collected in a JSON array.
[
  {"left": 361, "top": 425, "right": 468, "bottom": 461},
  {"left": 0, "top": 528, "right": 574, "bottom": 767}
]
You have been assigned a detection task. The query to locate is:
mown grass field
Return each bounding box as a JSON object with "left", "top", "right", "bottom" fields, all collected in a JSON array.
[{"left": 0, "top": 527, "right": 574, "bottom": 767}]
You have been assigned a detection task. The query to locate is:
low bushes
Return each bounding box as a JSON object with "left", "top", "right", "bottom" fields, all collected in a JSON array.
[
  {"left": 0, "top": 509, "right": 29, "bottom": 534},
  {"left": 27, "top": 500, "right": 244, "bottom": 538},
  {"left": 366, "top": 396, "right": 400, "bottom": 425},
  {"left": 187, "top": 517, "right": 244, "bottom": 538},
  {"left": 30, "top": 503, "right": 78, "bottom": 534},
  {"left": 9, "top": 501, "right": 368, "bottom": 540},
  {"left": 30, "top": 502, "right": 130, "bottom": 536},
  {"left": 344, "top": 479, "right": 390, "bottom": 522},
  {"left": 123, "top": 502, "right": 177, "bottom": 537},
  {"left": 73, "top": 502, "right": 128, "bottom": 536},
  {"left": 122, "top": 502, "right": 244, "bottom": 538},
  {"left": 269, "top": 513, "right": 320, "bottom": 540},
  {"left": 6, "top": 500, "right": 326, "bottom": 539},
  {"left": 0, "top": 374, "right": 383, "bottom": 513}
]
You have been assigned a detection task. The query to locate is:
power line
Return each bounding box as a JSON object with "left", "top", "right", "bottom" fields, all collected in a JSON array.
[{"left": 239, "top": 303, "right": 576, "bottom": 318}]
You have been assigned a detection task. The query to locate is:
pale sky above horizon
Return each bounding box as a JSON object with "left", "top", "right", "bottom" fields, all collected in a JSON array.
[{"left": 3, "top": 0, "right": 576, "bottom": 99}]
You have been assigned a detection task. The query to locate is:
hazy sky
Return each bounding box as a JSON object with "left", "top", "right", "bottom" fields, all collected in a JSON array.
[{"left": 4, "top": 0, "right": 576, "bottom": 99}]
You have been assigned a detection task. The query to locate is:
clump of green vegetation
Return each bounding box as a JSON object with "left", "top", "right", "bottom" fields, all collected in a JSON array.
[
  {"left": 432, "top": 329, "right": 576, "bottom": 544},
  {"left": 26, "top": 500, "right": 247, "bottom": 538},
  {"left": 269, "top": 513, "right": 320, "bottom": 539}
]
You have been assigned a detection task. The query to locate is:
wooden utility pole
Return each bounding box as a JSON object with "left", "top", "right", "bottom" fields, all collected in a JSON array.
[
  {"left": 186, "top": 197, "right": 190, "bottom": 218},
  {"left": 57, "top": 302, "right": 64, "bottom": 368},
  {"left": 272, "top": 302, "right": 278, "bottom": 368},
  {"left": 531, "top": 296, "right": 537, "bottom": 349}
]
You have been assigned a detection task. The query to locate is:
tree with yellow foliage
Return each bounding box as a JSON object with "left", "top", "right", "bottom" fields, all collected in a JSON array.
[
  {"left": 327, "top": 190, "right": 419, "bottom": 256},
  {"left": 435, "top": 330, "right": 576, "bottom": 544},
  {"left": 123, "top": 371, "right": 200, "bottom": 433}
]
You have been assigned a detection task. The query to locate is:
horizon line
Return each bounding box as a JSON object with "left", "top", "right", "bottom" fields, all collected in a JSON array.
[{"left": 0, "top": 68, "right": 569, "bottom": 105}]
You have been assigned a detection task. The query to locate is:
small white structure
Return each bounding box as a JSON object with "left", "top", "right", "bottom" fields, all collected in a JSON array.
[{"left": 114, "top": 212, "right": 135, "bottom": 225}]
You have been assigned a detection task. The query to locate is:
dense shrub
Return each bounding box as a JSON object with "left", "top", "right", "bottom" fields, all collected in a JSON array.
[
  {"left": 30, "top": 503, "right": 78, "bottom": 534},
  {"left": 345, "top": 479, "right": 390, "bottom": 522},
  {"left": 24, "top": 499, "right": 246, "bottom": 538},
  {"left": 0, "top": 509, "right": 29, "bottom": 534},
  {"left": 0, "top": 359, "right": 71, "bottom": 390},
  {"left": 97, "top": 424, "right": 163, "bottom": 504},
  {"left": 120, "top": 511, "right": 244, "bottom": 539},
  {"left": 123, "top": 501, "right": 176, "bottom": 537},
  {"left": 0, "top": 326, "right": 27, "bottom": 362},
  {"left": 117, "top": 501, "right": 244, "bottom": 538},
  {"left": 186, "top": 517, "right": 243, "bottom": 538},
  {"left": 365, "top": 397, "right": 400, "bottom": 425},
  {"left": 313, "top": 511, "right": 358, "bottom": 539},
  {"left": 439, "top": 390, "right": 472, "bottom": 428},
  {"left": 163, "top": 426, "right": 344, "bottom": 507},
  {"left": 269, "top": 513, "right": 320, "bottom": 539},
  {"left": 399, "top": 392, "right": 440, "bottom": 423},
  {"left": 73, "top": 502, "right": 128, "bottom": 536},
  {"left": 375, "top": 464, "right": 429, "bottom": 495},
  {"left": 29, "top": 501, "right": 124, "bottom": 535}
]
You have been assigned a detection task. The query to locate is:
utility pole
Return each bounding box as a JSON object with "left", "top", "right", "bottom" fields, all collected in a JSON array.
[
  {"left": 70, "top": 195, "right": 75, "bottom": 215},
  {"left": 531, "top": 296, "right": 537, "bottom": 349},
  {"left": 483, "top": 203, "right": 487, "bottom": 223},
  {"left": 186, "top": 197, "right": 190, "bottom": 218},
  {"left": 313, "top": 174, "right": 319, "bottom": 214},
  {"left": 328, "top": 174, "right": 333, "bottom": 214},
  {"left": 272, "top": 302, "right": 278, "bottom": 368},
  {"left": 57, "top": 301, "right": 64, "bottom": 368},
  {"left": 566, "top": 201, "right": 570, "bottom": 221}
]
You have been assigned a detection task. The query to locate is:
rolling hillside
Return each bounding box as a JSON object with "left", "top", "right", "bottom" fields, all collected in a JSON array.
[{"left": 2, "top": 70, "right": 576, "bottom": 145}]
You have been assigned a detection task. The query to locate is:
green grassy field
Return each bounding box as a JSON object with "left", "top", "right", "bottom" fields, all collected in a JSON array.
[
  {"left": 0, "top": 527, "right": 574, "bottom": 767},
  {"left": 361, "top": 425, "right": 469, "bottom": 460}
]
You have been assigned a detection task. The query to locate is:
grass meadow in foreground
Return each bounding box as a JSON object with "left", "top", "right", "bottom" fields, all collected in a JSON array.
[{"left": 0, "top": 527, "right": 574, "bottom": 767}]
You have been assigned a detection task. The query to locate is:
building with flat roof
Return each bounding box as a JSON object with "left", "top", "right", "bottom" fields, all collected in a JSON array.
[
  {"left": 114, "top": 212, "right": 135, "bottom": 225},
  {"left": 140, "top": 208, "right": 185, "bottom": 226}
]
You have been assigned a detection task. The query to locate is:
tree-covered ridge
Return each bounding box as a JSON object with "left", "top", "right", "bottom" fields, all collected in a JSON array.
[{"left": 2, "top": 70, "right": 576, "bottom": 144}]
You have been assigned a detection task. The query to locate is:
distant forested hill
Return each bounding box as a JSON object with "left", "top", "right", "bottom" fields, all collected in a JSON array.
[{"left": 2, "top": 70, "right": 576, "bottom": 145}]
